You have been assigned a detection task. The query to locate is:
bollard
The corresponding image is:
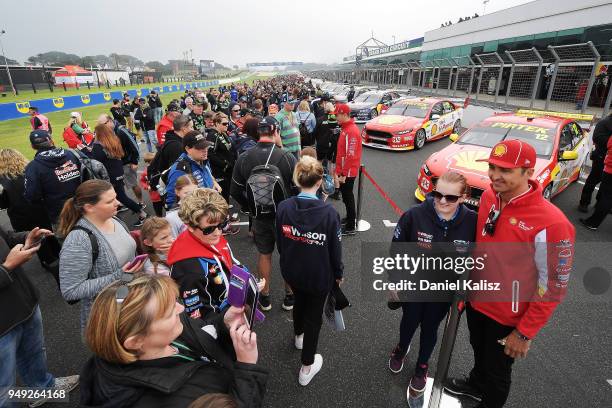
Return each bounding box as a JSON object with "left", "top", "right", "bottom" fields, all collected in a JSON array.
[
  {"left": 115, "top": 80, "right": 118, "bottom": 87},
  {"left": 87, "top": 81, "right": 91, "bottom": 90},
  {"left": 76, "top": 81, "right": 79, "bottom": 90},
  {"left": 62, "top": 82, "right": 67, "bottom": 92},
  {"left": 355, "top": 164, "right": 371, "bottom": 232},
  {"left": 31, "top": 83, "right": 37, "bottom": 94},
  {"left": 106, "top": 80, "right": 110, "bottom": 89}
]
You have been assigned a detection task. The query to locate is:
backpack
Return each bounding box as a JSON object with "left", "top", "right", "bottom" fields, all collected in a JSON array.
[
  {"left": 298, "top": 113, "right": 313, "bottom": 146},
  {"left": 146, "top": 139, "right": 180, "bottom": 192},
  {"left": 118, "top": 125, "right": 140, "bottom": 160},
  {"left": 69, "top": 149, "right": 110, "bottom": 183},
  {"left": 246, "top": 145, "right": 288, "bottom": 219}
]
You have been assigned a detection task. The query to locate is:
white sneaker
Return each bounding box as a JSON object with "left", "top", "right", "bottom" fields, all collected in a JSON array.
[
  {"left": 295, "top": 334, "right": 304, "bottom": 350},
  {"left": 298, "top": 354, "right": 323, "bottom": 386},
  {"left": 28, "top": 375, "right": 79, "bottom": 407}
]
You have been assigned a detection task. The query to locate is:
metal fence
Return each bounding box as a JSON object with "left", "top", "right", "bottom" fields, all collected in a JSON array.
[{"left": 314, "top": 42, "right": 612, "bottom": 118}]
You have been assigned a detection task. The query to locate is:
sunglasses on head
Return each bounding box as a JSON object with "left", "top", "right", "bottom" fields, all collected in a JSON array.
[
  {"left": 484, "top": 209, "right": 500, "bottom": 236},
  {"left": 199, "top": 218, "right": 229, "bottom": 235},
  {"left": 431, "top": 190, "right": 461, "bottom": 203}
]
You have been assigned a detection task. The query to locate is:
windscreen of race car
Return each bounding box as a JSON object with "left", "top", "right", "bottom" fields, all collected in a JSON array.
[
  {"left": 458, "top": 122, "right": 557, "bottom": 158},
  {"left": 385, "top": 101, "right": 429, "bottom": 118},
  {"left": 353, "top": 93, "right": 379, "bottom": 103}
]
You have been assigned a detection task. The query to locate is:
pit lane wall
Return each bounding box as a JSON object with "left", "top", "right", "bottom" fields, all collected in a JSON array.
[{"left": 0, "top": 76, "right": 242, "bottom": 122}]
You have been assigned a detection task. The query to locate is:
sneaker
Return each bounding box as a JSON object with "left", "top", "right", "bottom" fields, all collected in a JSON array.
[
  {"left": 28, "top": 375, "right": 80, "bottom": 408},
  {"left": 578, "top": 204, "right": 589, "bottom": 213},
  {"left": 579, "top": 218, "right": 598, "bottom": 231},
  {"left": 295, "top": 334, "right": 304, "bottom": 350},
  {"left": 259, "top": 294, "right": 272, "bottom": 311},
  {"left": 444, "top": 377, "right": 483, "bottom": 402},
  {"left": 222, "top": 224, "right": 240, "bottom": 236},
  {"left": 341, "top": 225, "right": 356, "bottom": 236},
  {"left": 388, "top": 344, "right": 410, "bottom": 373},
  {"left": 133, "top": 216, "right": 147, "bottom": 228},
  {"left": 298, "top": 354, "right": 323, "bottom": 386},
  {"left": 409, "top": 363, "right": 428, "bottom": 393},
  {"left": 282, "top": 293, "right": 295, "bottom": 311}
]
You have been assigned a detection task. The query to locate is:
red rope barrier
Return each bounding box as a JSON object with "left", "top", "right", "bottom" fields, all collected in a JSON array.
[{"left": 360, "top": 167, "right": 404, "bottom": 216}]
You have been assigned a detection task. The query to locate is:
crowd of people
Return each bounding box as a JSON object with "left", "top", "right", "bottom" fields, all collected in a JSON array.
[{"left": 4, "top": 73, "right": 606, "bottom": 408}]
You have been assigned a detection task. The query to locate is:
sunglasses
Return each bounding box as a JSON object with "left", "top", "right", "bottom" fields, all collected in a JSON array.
[
  {"left": 484, "top": 209, "right": 500, "bottom": 236},
  {"left": 199, "top": 218, "right": 229, "bottom": 235},
  {"left": 431, "top": 190, "right": 461, "bottom": 203},
  {"left": 220, "top": 122, "right": 229, "bottom": 126},
  {"left": 232, "top": 109, "right": 240, "bottom": 112}
]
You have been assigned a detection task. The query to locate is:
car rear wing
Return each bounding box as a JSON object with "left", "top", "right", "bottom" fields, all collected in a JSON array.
[{"left": 515, "top": 109, "right": 596, "bottom": 131}]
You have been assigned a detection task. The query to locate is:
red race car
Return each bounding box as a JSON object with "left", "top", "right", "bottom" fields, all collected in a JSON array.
[
  {"left": 415, "top": 109, "right": 594, "bottom": 207},
  {"left": 361, "top": 97, "right": 466, "bottom": 151}
]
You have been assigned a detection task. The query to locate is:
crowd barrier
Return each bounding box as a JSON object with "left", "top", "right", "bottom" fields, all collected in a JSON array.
[{"left": 0, "top": 76, "right": 242, "bottom": 122}]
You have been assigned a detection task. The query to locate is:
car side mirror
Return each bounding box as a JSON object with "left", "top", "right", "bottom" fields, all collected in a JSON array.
[
  {"left": 559, "top": 150, "right": 578, "bottom": 161},
  {"left": 431, "top": 114, "right": 441, "bottom": 120},
  {"left": 449, "top": 133, "right": 459, "bottom": 142}
]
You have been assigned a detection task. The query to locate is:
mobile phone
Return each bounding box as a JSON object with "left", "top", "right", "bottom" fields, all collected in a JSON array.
[
  {"left": 126, "top": 254, "right": 148, "bottom": 269},
  {"left": 243, "top": 276, "right": 259, "bottom": 329},
  {"left": 28, "top": 235, "right": 48, "bottom": 248}
]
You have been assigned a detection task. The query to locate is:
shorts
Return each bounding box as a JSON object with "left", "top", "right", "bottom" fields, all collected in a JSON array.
[
  {"left": 252, "top": 218, "right": 276, "bottom": 255},
  {"left": 122, "top": 164, "right": 138, "bottom": 188}
]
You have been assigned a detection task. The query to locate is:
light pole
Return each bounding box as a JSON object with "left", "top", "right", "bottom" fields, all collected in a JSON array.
[
  {"left": 0, "top": 30, "right": 16, "bottom": 96},
  {"left": 392, "top": 35, "right": 396, "bottom": 45}
]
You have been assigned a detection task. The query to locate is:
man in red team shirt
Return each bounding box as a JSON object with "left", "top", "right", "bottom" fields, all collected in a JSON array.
[{"left": 445, "top": 139, "right": 575, "bottom": 408}]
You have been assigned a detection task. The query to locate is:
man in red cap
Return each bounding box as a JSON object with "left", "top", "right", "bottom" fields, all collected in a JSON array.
[
  {"left": 334, "top": 103, "right": 362, "bottom": 235},
  {"left": 445, "top": 139, "right": 575, "bottom": 408}
]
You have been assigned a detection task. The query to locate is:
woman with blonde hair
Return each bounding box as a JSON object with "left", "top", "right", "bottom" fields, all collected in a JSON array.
[
  {"left": 79, "top": 274, "right": 268, "bottom": 407},
  {"left": 63, "top": 111, "right": 93, "bottom": 148},
  {"left": 275, "top": 156, "right": 343, "bottom": 386},
  {"left": 296, "top": 100, "right": 316, "bottom": 146},
  {"left": 86, "top": 123, "right": 147, "bottom": 227}
]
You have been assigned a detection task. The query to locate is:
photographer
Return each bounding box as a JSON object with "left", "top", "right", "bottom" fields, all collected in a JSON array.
[{"left": 79, "top": 274, "right": 268, "bottom": 408}]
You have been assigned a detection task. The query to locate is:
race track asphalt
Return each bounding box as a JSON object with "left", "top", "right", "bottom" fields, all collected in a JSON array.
[{"left": 3, "top": 105, "right": 611, "bottom": 407}]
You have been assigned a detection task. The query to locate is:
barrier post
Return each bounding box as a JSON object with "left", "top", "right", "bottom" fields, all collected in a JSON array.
[
  {"left": 31, "top": 83, "right": 36, "bottom": 94},
  {"left": 87, "top": 81, "right": 91, "bottom": 90},
  {"left": 62, "top": 82, "right": 67, "bottom": 92},
  {"left": 355, "top": 165, "right": 371, "bottom": 232},
  {"left": 106, "top": 80, "right": 110, "bottom": 89}
]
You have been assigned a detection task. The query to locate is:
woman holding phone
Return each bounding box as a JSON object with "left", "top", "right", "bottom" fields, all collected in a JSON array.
[
  {"left": 387, "top": 171, "right": 477, "bottom": 394},
  {"left": 275, "top": 156, "right": 344, "bottom": 386},
  {"left": 58, "top": 180, "right": 144, "bottom": 332}
]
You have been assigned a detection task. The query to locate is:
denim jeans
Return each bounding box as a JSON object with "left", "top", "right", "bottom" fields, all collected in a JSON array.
[
  {"left": 154, "top": 107, "right": 163, "bottom": 124},
  {"left": 144, "top": 130, "right": 157, "bottom": 153},
  {"left": 0, "top": 306, "right": 54, "bottom": 407}
]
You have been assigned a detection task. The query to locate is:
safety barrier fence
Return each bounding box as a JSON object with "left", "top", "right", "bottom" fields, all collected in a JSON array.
[
  {"left": 0, "top": 76, "right": 243, "bottom": 122},
  {"left": 312, "top": 42, "right": 612, "bottom": 118}
]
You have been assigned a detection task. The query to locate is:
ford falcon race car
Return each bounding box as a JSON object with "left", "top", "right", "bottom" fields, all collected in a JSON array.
[
  {"left": 361, "top": 97, "right": 466, "bottom": 150},
  {"left": 415, "top": 109, "right": 594, "bottom": 207},
  {"left": 348, "top": 90, "right": 404, "bottom": 123}
]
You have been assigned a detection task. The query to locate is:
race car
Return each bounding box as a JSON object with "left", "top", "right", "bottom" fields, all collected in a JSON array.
[
  {"left": 415, "top": 109, "right": 594, "bottom": 207},
  {"left": 361, "top": 97, "right": 465, "bottom": 151},
  {"left": 348, "top": 90, "right": 404, "bottom": 123}
]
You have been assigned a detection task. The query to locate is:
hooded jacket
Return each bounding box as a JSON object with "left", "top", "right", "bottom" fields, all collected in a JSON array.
[
  {"left": 0, "top": 228, "right": 38, "bottom": 338},
  {"left": 275, "top": 196, "right": 343, "bottom": 295},
  {"left": 335, "top": 118, "right": 362, "bottom": 178},
  {"left": 24, "top": 147, "right": 82, "bottom": 223},
  {"left": 165, "top": 153, "right": 215, "bottom": 208},
  {"left": 157, "top": 115, "right": 175, "bottom": 145},
  {"left": 168, "top": 230, "right": 238, "bottom": 319},
  {"left": 113, "top": 121, "right": 139, "bottom": 165},
  {"left": 79, "top": 312, "right": 268, "bottom": 408},
  {"left": 85, "top": 143, "right": 125, "bottom": 185},
  {"left": 471, "top": 180, "right": 575, "bottom": 339},
  {"left": 206, "top": 128, "right": 237, "bottom": 177}
]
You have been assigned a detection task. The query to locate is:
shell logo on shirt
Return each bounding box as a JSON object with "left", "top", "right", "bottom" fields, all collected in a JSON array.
[
  {"left": 81, "top": 95, "right": 91, "bottom": 104},
  {"left": 16, "top": 102, "right": 31, "bottom": 114},
  {"left": 53, "top": 98, "right": 64, "bottom": 108}
]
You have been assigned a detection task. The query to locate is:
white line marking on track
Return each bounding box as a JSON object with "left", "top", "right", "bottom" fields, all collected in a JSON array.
[
  {"left": 383, "top": 220, "right": 397, "bottom": 228},
  {"left": 607, "top": 379, "right": 612, "bottom": 388}
]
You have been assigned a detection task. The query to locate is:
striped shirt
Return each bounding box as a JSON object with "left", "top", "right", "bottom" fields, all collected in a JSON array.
[{"left": 275, "top": 110, "right": 301, "bottom": 153}]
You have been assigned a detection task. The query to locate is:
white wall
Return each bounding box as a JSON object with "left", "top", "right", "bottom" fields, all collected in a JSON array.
[{"left": 422, "top": 0, "right": 612, "bottom": 51}]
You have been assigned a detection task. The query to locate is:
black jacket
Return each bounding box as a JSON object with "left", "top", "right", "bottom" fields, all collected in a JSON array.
[
  {"left": 110, "top": 106, "right": 127, "bottom": 126},
  {"left": 134, "top": 107, "right": 156, "bottom": 132},
  {"left": 24, "top": 148, "right": 82, "bottom": 223},
  {"left": 314, "top": 113, "right": 340, "bottom": 161},
  {"left": 147, "top": 94, "right": 163, "bottom": 109},
  {"left": 207, "top": 128, "right": 237, "bottom": 178},
  {"left": 113, "top": 122, "right": 140, "bottom": 165},
  {"left": 0, "top": 175, "right": 52, "bottom": 231},
  {"left": 0, "top": 227, "right": 38, "bottom": 337},
  {"left": 157, "top": 132, "right": 184, "bottom": 173},
  {"left": 276, "top": 196, "right": 343, "bottom": 295},
  {"left": 85, "top": 143, "right": 125, "bottom": 185},
  {"left": 230, "top": 142, "right": 297, "bottom": 208},
  {"left": 592, "top": 114, "right": 612, "bottom": 159},
  {"left": 79, "top": 313, "right": 268, "bottom": 408}
]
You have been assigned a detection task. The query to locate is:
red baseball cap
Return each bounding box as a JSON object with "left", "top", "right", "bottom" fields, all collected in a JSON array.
[
  {"left": 477, "top": 139, "right": 536, "bottom": 169},
  {"left": 333, "top": 103, "right": 351, "bottom": 116}
]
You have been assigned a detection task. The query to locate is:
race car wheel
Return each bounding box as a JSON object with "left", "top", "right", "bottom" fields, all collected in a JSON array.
[
  {"left": 452, "top": 119, "right": 461, "bottom": 134},
  {"left": 370, "top": 109, "right": 378, "bottom": 119},
  {"left": 414, "top": 129, "right": 426, "bottom": 150},
  {"left": 543, "top": 184, "right": 553, "bottom": 201}
]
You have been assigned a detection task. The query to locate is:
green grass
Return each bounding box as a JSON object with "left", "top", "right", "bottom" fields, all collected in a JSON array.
[{"left": 0, "top": 73, "right": 268, "bottom": 159}]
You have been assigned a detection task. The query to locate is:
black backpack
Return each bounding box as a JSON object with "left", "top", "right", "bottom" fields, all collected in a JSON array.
[
  {"left": 69, "top": 149, "right": 110, "bottom": 183},
  {"left": 246, "top": 145, "right": 288, "bottom": 219},
  {"left": 146, "top": 139, "right": 180, "bottom": 192},
  {"left": 298, "top": 114, "right": 313, "bottom": 146}
]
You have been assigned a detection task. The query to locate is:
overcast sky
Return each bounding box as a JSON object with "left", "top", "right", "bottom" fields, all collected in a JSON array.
[{"left": 2, "top": 0, "right": 531, "bottom": 67}]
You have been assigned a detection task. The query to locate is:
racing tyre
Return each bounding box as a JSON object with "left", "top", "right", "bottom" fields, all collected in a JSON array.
[
  {"left": 414, "top": 129, "right": 426, "bottom": 150},
  {"left": 370, "top": 109, "right": 378, "bottom": 119},
  {"left": 543, "top": 184, "right": 553, "bottom": 201},
  {"left": 452, "top": 119, "right": 461, "bottom": 134}
]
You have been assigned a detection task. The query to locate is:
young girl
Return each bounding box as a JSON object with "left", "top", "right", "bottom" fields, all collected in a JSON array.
[
  {"left": 140, "top": 217, "right": 174, "bottom": 276},
  {"left": 165, "top": 174, "right": 198, "bottom": 238}
]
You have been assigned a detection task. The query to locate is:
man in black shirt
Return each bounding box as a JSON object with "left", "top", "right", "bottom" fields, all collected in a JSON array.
[
  {"left": 110, "top": 99, "right": 127, "bottom": 126},
  {"left": 579, "top": 112, "right": 612, "bottom": 212}
]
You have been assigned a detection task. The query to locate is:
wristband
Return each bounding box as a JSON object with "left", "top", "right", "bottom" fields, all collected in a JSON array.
[{"left": 513, "top": 329, "right": 530, "bottom": 341}]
